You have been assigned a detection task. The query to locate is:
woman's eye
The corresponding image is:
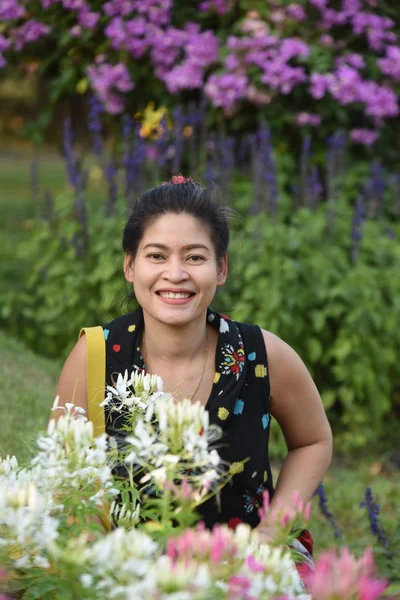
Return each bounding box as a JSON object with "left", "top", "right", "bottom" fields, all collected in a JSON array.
[
  {"left": 187, "top": 255, "right": 204, "bottom": 262},
  {"left": 148, "top": 253, "right": 164, "bottom": 260}
]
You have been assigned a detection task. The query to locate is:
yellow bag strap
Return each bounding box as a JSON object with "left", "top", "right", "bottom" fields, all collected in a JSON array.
[{"left": 79, "top": 326, "right": 106, "bottom": 437}]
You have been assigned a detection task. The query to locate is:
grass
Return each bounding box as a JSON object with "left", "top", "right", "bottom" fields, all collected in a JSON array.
[{"left": 0, "top": 329, "right": 60, "bottom": 463}]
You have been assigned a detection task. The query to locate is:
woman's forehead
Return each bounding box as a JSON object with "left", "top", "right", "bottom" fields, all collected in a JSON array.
[{"left": 140, "top": 213, "right": 214, "bottom": 247}]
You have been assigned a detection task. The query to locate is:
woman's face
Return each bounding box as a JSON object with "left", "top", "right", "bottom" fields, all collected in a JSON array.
[{"left": 124, "top": 213, "right": 227, "bottom": 327}]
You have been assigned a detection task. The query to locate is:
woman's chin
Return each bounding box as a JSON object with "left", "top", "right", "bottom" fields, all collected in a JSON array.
[{"left": 144, "top": 301, "right": 207, "bottom": 327}]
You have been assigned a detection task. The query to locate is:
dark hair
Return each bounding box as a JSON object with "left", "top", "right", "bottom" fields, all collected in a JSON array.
[{"left": 123, "top": 179, "right": 230, "bottom": 262}]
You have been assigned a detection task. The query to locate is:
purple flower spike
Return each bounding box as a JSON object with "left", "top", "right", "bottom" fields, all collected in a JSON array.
[
  {"left": 300, "top": 134, "right": 312, "bottom": 208},
  {"left": 122, "top": 115, "right": 134, "bottom": 199},
  {"left": 62, "top": 117, "right": 80, "bottom": 191},
  {"left": 105, "top": 158, "right": 118, "bottom": 216},
  {"left": 326, "top": 131, "right": 347, "bottom": 233},
  {"left": 88, "top": 95, "right": 104, "bottom": 156},
  {"left": 369, "top": 161, "right": 385, "bottom": 219},
  {"left": 350, "top": 193, "right": 366, "bottom": 262},
  {"left": 314, "top": 483, "right": 343, "bottom": 539},
  {"left": 308, "top": 166, "right": 323, "bottom": 211},
  {"left": 172, "top": 105, "right": 185, "bottom": 175},
  {"left": 30, "top": 156, "right": 40, "bottom": 203},
  {"left": 361, "top": 487, "right": 391, "bottom": 552}
]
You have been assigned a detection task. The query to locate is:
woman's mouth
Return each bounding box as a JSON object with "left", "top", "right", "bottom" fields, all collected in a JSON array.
[{"left": 156, "top": 290, "right": 195, "bottom": 304}]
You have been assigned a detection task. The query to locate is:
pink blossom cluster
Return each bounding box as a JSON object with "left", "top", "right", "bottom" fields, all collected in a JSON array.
[
  {"left": 87, "top": 60, "right": 134, "bottom": 114},
  {"left": 167, "top": 522, "right": 238, "bottom": 566},
  {"left": 306, "top": 547, "right": 388, "bottom": 600},
  {"left": 205, "top": 73, "right": 248, "bottom": 109},
  {"left": 350, "top": 128, "right": 379, "bottom": 145},
  {"left": 1, "top": 0, "right": 400, "bottom": 144},
  {"left": 104, "top": 16, "right": 148, "bottom": 58},
  {"left": 378, "top": 45, "right": 400, "bottom": 82},
  {"left": 103, "top": 0, "right": 172, "bottom": 26},
  {"left": 11, "top": 20, "right": 52, "bottom": 51},
  {"left": 296, "top": 112, "right": 322, "bottom": 127},
  {"left": 287, "top": 4, "right": 307, "bottom": 22},
  {"left": 206, "top": 18, "right": 310, "bottom": 109},
  {"left": 0, "top": 0, "right": 26, "bottom": 21},
  {"left": 40, "top": 0, "right": 100, "bottom": 29},
  {"left": 151, "top": 23, "right": 219, "bottom": 93},
  {"left": 310, "top": 67, "right": 399, "bottom": 121},
  {"left": 0, "top": 35, "right": 11, "bottom": 68},
  {"left": 199, "top": 0, "right": 236, "bottom": 15},
  {"left": 310, "top": 0, "right": 396, "bottom": 52}
]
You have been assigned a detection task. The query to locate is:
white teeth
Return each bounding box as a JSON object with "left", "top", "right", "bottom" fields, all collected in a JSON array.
[{"left": 159, "top": 292, "right": 192, "bottom": 299}]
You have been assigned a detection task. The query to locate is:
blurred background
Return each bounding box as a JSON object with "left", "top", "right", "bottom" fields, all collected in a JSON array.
[{"left": 0, "top": 0, "right": 399, "bottom": 579}]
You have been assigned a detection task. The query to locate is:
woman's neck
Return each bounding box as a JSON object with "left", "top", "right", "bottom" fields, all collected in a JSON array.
[{"left": 142, "top": 310, "right": 208, "bottom": 367}]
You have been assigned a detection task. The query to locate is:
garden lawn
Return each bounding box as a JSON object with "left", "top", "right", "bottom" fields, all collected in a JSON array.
[{"left": 0, "top": 329, "right": 60, "bottom": 464}]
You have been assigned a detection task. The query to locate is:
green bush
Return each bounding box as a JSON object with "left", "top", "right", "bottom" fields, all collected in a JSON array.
[
  {"left": 2, "top": 185, "right": 400, "bottom": 454},
  {"left": 229, "top": 206, "right": 400, "bottom": 453},
  {"left": 1, "top": 192, "right": 131, "bottom": 361}
]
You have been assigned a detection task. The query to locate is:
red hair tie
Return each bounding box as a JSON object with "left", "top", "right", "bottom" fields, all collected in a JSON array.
[{"left": 162, "top": 174, "right": 197, "bottom": 185}]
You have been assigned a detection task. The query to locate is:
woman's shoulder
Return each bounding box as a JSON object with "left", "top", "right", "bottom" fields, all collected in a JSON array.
[
  {"left": 102, "top": 309, "right": 142, "bottom": 335},
  {"left": 259, "top": 328, "right": 313, "bottom": 395},
  {"left": 260, "top": 328, "right": 301, "bottom": 366}
]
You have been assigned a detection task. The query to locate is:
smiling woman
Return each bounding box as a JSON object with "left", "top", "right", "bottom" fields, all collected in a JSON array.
[{"left": 54, "top": 176, "right": 332, "bottom": 583}]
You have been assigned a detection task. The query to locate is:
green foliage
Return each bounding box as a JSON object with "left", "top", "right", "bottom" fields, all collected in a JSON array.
[
  {"left": 2, "top": 182, "right": 399, "bottom": 454},
  {"left": 2, "top": 192, "right": 132, "bottom": 361},
  {"left": 228, "top": 206, "right": 400, "bottom": 453}
]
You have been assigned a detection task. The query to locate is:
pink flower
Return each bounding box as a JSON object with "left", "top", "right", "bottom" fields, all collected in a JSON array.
[
  {"left": 11, "top": 20, "right": 51, "bottom": 51},
  {"left": 308, "top": 548, "right": 389, "bottom": 599},
  {"left": 228, "top": 574, "right": 251, "bottom": 596},
  {"left": 358, "top": 576, "right": 388, "bottom": 600},
  {"left": 86, "top": 61, "right": 134, "bottom": 114},
  {"left": 78, "top": 9, "right": 100, "bottom": 29},
  {"left": 69, "top": 25, "right": 82, "bottom": 37},
  {"left": 350, "top": 129, "right": 379, "bottom": 145},
  {"left": 309, "top": 73, "right": 332, "bottom": 99},
  {"left": 319, "top": 34, "right": 334, "bottom": 46},
  {"left": 286, "top": 4, "right": 306, "bottom": 21},
  {"left": 246, "top": 554, "right": 265, "bottom": 573}
]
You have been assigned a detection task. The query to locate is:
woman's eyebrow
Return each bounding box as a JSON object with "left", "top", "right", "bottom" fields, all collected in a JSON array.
[{"left": 142, "top": 243, "right": 210, "bottom": 251}]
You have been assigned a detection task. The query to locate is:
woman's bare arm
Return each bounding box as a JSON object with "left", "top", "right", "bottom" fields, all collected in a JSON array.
[
  {"left": 259, "top": 330, "right": 332, "bottom": 528},
  {"left": 52, "top": 334, "right": 88, "bottom": 418}
]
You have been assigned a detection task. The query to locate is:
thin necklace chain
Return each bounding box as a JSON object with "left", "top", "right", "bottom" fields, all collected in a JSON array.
[{"left": 141, "top": 330, "right": 209, "bottom": 402}]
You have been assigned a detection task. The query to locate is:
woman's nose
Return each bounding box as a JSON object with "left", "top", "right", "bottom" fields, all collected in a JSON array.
[{"left": 163, "top": 259, "right": 189, "bottom": 282}]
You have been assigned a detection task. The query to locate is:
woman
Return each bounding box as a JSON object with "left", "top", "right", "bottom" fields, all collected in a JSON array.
[{"left": 55, "top": 176, "right": 332, "bottom": 575}]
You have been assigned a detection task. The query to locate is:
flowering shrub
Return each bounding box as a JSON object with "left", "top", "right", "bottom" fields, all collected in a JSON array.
[
  {"left": 1, "top": 1, "right": 400, "bottom": 144},
  {"left": 0, "top": 380, "right": 311, "bottom": 599},
  {"left": 0, "top": 376, "right": 391, "bottom": 599}
]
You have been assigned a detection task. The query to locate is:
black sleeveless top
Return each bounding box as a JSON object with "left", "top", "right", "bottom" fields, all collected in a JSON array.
[{"left": 102, "top": 307, "right": 274, "bottom": 530}]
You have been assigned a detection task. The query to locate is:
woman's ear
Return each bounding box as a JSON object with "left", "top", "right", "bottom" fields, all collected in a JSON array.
[
  {"left": 123, "top": 253, "right": 135, "bottom": 283},
  {"left": 217, "top": 254, "right": 228, "bottom": 287}
]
